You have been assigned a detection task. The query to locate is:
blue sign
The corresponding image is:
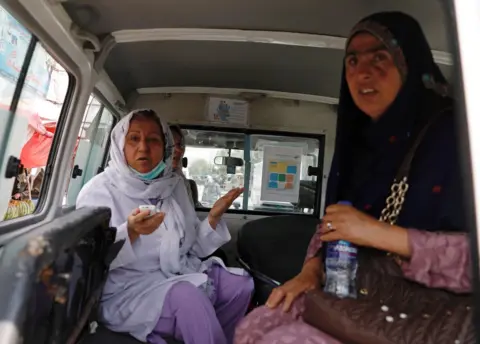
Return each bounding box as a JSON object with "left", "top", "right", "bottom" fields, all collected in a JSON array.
[{"left": 0, "top": 7, "right": 51, "bottom": 97}]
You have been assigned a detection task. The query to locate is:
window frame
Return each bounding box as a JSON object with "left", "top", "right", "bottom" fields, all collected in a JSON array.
[
  {"left": 91, "top": 89, "right": 120, "bottom": 173},
  {"left": 0, "top": 35, "right": 76, "bottom": 231},
  {"left": 181, "top": 124, "right": 325, "bottom": 218},
  {"left": 0, "top": 35, "right": 38, "bottom": 178},
  {"left": 33, "top": 73, "right": 75, "bottom": 215},
  {"left": 62, "top": 91, "right": 119, "bottom": 207}
]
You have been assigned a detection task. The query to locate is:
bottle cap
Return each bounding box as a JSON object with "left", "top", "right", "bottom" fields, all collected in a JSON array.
[{"left": 337, "top": 200, "right": 352, "bottom": 206}]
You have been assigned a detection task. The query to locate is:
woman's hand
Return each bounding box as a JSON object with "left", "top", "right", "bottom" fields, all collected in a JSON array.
[
  {"left": 321, "top": 204, "right": 410, "bottom": 257},
  {"left": 266, "top": 257, "right": 323, "bottom": 312},
  {"left": 320, "top": 204, "right": 383, "bottom": 247},
  {"left": 127, "top": 209, "right": 165, "bottom": 243},
  {"left": 208, "top": 187, "right": 244, "bottom": 228}
]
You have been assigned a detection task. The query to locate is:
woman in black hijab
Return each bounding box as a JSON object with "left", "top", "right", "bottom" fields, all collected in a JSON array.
[
  {"left": 325, "top": 12, "right": 458, "bottom": 230},
  {"left": 235, "top": 12, "right": 469, "bottom": 344}
]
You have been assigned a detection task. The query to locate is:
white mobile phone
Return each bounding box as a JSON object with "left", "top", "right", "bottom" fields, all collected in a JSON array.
[{"left": 139, "top": 205, "right": 157, "bottom": 217}]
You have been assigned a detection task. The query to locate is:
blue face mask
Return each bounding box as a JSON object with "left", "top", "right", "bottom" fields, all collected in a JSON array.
[{"left": 130, "top": 160, "right": 167, "bottom": 181}]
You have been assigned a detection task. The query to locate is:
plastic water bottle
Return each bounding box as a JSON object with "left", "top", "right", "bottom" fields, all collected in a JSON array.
[{"left": 323, "top": 200, "right": 358, "bottom": 299}]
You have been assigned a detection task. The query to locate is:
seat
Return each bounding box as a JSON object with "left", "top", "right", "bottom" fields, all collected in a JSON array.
[
  {"left": 80, "top": 325, "right": 183, "bottom": 344},
  {"left": 187, "top": 179, "right": 200, "bottom": 207},
  {"left": 237, "top": 215, "right": 319, "bottom": 305}
]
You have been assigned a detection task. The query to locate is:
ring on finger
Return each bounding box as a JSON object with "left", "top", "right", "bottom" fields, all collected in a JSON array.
[{"left": 326, "top": 221, "right": 334, "bottom": 230}]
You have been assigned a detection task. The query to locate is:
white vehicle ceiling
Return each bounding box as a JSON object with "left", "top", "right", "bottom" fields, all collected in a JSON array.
[{"left": 61, "top": 0, "right": 453, "bottom": 102}]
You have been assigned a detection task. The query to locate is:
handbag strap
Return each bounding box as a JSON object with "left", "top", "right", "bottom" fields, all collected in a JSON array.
[{"left": 379, "top": 106, "right": 451, "bottom": 225}]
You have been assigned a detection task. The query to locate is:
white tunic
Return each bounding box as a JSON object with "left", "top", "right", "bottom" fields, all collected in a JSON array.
[{"left": 77, "top": 172, "right": 241, "bottom": 341}]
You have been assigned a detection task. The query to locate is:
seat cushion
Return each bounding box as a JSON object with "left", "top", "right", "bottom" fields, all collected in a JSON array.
[
  {"left": 238, "top": 215, "right": 319, "bottom": 283},
  {"left": 237, "top": 215, "right": 319, "bottom": 304},
  {"left": 80, "top": 325, "right": 183, "bottom": 344}
]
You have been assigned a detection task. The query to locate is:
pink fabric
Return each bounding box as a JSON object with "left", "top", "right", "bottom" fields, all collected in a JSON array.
[
  {"left": 234, "top": 296, "right": 340, "bottom": 344},
  {"left": 304, "top": 224, "right": 323, "bottom": 263},
  {"left": 234, "top": 297, "right": 304, "bottom": 344},
  {"left": 234, "top": 227, "right": 472, "bottom": 343},
  {"left": 305, "top": 224, "right": 472, "bottom": 293},
  {"left": 401, "top": 229, "right": 472, "bottom": 293},
  {"left": 257, "top": 322, "right": 341, "bottom": 344}
]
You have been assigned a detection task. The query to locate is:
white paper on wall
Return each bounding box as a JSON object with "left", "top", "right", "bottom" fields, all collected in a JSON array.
[{"left": 260, "top": 145, "right": 302, "bottom": 203}]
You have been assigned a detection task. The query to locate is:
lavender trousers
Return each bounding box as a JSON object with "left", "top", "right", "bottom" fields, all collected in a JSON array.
[{"left": 146, "top": 265, "right": 254, "bottom": 344}]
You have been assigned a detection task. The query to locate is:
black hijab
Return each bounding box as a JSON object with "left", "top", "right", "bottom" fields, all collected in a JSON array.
[{"left": 326, "top": 12, "right": 452, "bottom": 222}]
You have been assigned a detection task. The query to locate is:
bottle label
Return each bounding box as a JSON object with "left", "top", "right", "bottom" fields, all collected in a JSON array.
[{"left": 326, "top": 240, "right": 358, "bottom": 258}]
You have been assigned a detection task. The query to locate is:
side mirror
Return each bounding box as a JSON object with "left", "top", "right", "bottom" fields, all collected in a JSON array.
[{"left": 182, "top": 157, "right": 188, "bottom": 168}]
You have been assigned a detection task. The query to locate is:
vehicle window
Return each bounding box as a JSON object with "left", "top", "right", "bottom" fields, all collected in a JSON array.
[
  {"left": 183, "top": 129, "right": 323, "bottom": 215},
  {"left": 184, "top": 131, "right": 245, "bottom": 209},
  {"left": 0, "top": 5, "right": 71, "bottom": 221},
  {"left": 64, "top": 96, "right": 115, "bottom": 206}
]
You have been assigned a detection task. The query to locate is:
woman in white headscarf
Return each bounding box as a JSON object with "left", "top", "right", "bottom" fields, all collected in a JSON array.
[{"left": 77, "top": 109, "right": 253, "bottom": 344}]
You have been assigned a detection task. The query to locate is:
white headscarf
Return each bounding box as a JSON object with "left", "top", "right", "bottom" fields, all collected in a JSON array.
[{"left": 103, "top": 109, "right": 181, "bottom": 200}]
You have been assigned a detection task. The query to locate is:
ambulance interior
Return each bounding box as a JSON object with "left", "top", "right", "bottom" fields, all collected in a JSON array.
[{"left": 0, "top": 0, "right": 477, "bottom": 344}]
